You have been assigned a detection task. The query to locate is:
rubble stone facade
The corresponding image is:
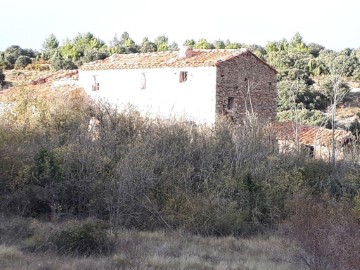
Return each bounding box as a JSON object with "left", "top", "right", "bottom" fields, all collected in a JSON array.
[{"left": 216, "top": 52, "right": 277, "bottom": 122}]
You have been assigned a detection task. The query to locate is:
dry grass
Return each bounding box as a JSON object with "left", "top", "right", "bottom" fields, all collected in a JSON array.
[{"left": 0, "top": 220, "right": 301, "bottom": 270}]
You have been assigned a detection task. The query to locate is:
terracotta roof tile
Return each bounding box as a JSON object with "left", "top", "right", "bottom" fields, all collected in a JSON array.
[
  {"left": 80, "top": 49, "right": 277, "bottom": 71},
  {"left": 273, "top": 121, "right": 353, "bottom": 147}
]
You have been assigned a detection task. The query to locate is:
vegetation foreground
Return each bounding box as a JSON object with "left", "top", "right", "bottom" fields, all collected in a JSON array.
[
  {"left": 0, "top": 217, "right": 302, "bottom": 270},
  {"left": 0, "top": 83, "right": 360, "bottom": 269}
]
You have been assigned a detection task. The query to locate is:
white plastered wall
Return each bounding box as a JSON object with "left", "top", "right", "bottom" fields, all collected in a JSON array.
[{"left": 79, "top": 67, "right": 217, "bottom": 124}]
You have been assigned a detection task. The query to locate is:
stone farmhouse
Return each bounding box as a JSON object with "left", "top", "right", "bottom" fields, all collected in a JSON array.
[{"left": 79, "top": 48, "right": 277, "bottom": 124}]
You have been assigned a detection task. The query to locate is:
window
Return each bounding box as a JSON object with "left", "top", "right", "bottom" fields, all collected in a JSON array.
[
  {"left": 92, "top": 82, "right": 99, "bottom": 91},
  {"left": 304, "top": 144, "right": 315, "bottom": 158},
  {"left": 92, "top": 75, "right": 99, "bottom": 91},
  {"left": 179, "top": 71, "right": 188, "bottom": 83},
  {"left": 140, "top": 73, "right": 146, "bottom": 89},
  {"left": 227, "top": 97, "right": 235, "bottom": 110}
]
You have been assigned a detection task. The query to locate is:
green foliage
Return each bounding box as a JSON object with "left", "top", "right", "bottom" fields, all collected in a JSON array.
[
  {"left": 49, "top": 219, "right": 113, "bottom": 256},
  {"left": 51, "top": 57, "right": 77, "bottom": 70},
  {"left": 349, "top": 118, "right": 360, "bottom": 137},
  {"left": 109, "top": 32, "right": 138, "bottom": 54},
  {"left": 213, "top": 39, "right": 225, "bottom": 49},
  {"left": 194, "top": 38, "right": 213, "bottom": 49},
  {"left": 140, "top": 37, "right": 157, "bottom": 53},
  {"left": 41, "top": 34, "right": 59, "bottom": 60},
  {"left": 0, "top": 69, "right": 4, "bottom": 85},
  {"left": 277, "top": 109, "right": 328, "bottom": 126},
  {"left": 1, "top": 45, "right": 37, "bottom": 69},
  {"left": 183, "top": 39, "right": 195, "bottom": 48},
  {"left": 317, "top": 75, "right": 350, "bottom": 102},
  {"left": 30, "top": 149, "right": 61, "bottom": 187},
  {"left": 14, "top": 55, "right": 32, "bottom": 69},
  {"left": 82, "top": 49, "right": 109, "bottom": 63}
]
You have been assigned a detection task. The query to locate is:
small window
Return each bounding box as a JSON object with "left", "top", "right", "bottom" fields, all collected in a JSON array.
[
  {"left": 92, "top": 82, "right": 99, "bottom": 91},
  {"left": 179, "top": 71, "right": 188, "bottom": 83},
  {"left": 304, "top": 144, "right": 315, "bottom": 158},
  {"left": 140, "top": 73, "right": 146, "bottom": 89},
  {"left": 92, "top": 75, "right": 99, "bottom": 91},
  {"left": 227, "top": 97, "right": 235, "bottom": 110},
  {"left": 268, "top": 82, "right": 272, "bottom": 86},
  {"left": 244, "top": 78, "right": 248, "bottom": 81}
]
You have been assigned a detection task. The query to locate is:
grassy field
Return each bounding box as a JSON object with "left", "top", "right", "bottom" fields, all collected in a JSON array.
[{"left": 0, "top": 218, "right": 303, "bottom": 270}]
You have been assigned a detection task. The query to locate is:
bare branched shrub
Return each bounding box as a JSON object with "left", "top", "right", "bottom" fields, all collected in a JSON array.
[{"left": 284, "top": 195, "right": 360, "bottom": 270}]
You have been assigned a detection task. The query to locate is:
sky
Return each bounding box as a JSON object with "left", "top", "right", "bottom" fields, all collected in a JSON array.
[{"left": 1, "top": 0, "right": 359, "bottom": 52}]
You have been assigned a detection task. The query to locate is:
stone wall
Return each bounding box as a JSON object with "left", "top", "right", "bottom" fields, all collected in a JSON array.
[{"left": 216, "top": 52, "right": 277, "bottom": 122}]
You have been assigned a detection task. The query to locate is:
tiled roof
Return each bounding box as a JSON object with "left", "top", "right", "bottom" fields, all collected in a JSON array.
[
  {"left": 80, "top": 49, "right": 277, "bottom": 71},
  {"left": 30, "top": 70, "right": 78, "bottom": 85},
  {"left": 273, "top": 121, "right": 353, "bottom": 147}
]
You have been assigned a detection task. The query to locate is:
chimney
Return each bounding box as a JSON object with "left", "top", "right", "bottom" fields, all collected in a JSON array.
[{"left": 178, "top": 46, "right": 193, "bottom": 58}]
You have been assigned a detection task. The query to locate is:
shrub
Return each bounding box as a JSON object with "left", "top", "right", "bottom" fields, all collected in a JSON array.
[
  {"left": 0, "top": 69, "right": 4, "bottom": 85},
  {"left": 0, "top": 217, "right": 33, "bottom": 245},
  {"left": 82, "top": 50, "right": 109, "bottom": 63},
  {"left": 51, "top": 58, "right": 77, "bottom": 71},
  {"left": 285, "top": 195, "right": 360, "bottom": 270},
  {"left": 14, "top": 56, "right": 32, "bottom": 69},
  {"left": 277, "top": 108, "right": 328, "bottom": 126},
  {"left": 48, "top": 219, "right": 114, "bottom": 256}
]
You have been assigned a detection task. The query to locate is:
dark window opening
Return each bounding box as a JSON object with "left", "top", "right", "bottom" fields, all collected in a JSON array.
[
  {"left": 92, "top": 75, "right": 99, "bottom": 91},
  {"left": 244, "top": 78, "right": 248, "bottom": 81},
  {"left": 140, "top": 73, "right": 146, "bottom": 89},
  {"left": 179, "top": 71, "right": 188, "bottom": 83},
  {"left": 92, "top": 82, "right": 100, "bottom": 91},
  {"left": 304, "top": 144, "right": 315, "bottom": 158},
  {"left": 268, "top": 82, "right": 272, "bottom": 86},
  {"left": 227, "top": 97, "right": 235, "bottom": 110},
  {"left": 221, "top": 74, "right": 225, "bottom": 77}
]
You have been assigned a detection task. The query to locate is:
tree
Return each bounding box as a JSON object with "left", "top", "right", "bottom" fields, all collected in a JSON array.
[
  {"left": 194, "top": 38, "right": 213, "bottom": 49},
  {"left": 82, "top": 50, "right": 109, "bottom": 63},
  {"left": 183, "top": 39, "right": 195, "bottom": 48},
  {"left": 3, "top": 45, "right": 23, "bottom": 69},
  {"left": 225, "top": 40, "right": 241, "bottom": 49},
  {"left": 154, "top": 35, "right": 169, "bottom": 52},
  {"left": 289, "top": 32, "right": 308, "bottom": 53},
  {"left": 43, "top": 34, "right": 59, "bottom": 51},
  {"left": 139, "top": 37, "right": 157, "bottom": 53},
  {"left": 308, "top": 42, "right": 325, "bottom": 57},
  {"left": 42, "top": 34, "right": 59, "bottom": 60},
  {"left": 109, "top": 32, "right": 138, "bottom": 54},
  {"left": 213, "top": 40, "right": 225, "bottom": 49},
  {"left": 14, "top": 55, "right": 32, "bottom": 69}
]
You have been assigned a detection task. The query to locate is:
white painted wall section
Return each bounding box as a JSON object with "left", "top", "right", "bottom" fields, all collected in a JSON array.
[{"left": 79, "top": 67, "right": 217, "bottom": 124}]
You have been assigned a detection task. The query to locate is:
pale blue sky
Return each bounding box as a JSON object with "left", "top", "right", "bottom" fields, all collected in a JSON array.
[{"left": 1, "top": 0, "right": 359, "bottom": 52}]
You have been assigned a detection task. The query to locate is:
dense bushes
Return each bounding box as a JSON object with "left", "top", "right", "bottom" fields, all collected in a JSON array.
[
  {"left": 49, "top": 219, "right": 114, "bottom": 256},
  {"left": 285, "top": 195, "right": 360, "bottom": 270},
  {"left": 0, "top": 89, "right": 360, "bottom": 238}
]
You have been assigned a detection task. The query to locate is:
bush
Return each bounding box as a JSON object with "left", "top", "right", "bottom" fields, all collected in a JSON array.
[
  {"left": 0, "top": 69, "right": 4, "bottom": 85},
  {"left": 51, "top": 58, "right": 77, "bottom": 71},
  {"left": 48, "top": 219, "right": 114, "bottom": 256},
  {"left": 0, "top": 217, "right": 33, "bottom": 245},
  {"left": 285, "top": 195, "right": 360, "bottom": 270},
  {"left": 82, "top": 50, "right": 109, "bottom": 63},
  {"left": 277, "top": 109, "right": 328, "bottom": 126},
  {"left": 14, "top": 56, "right": 32, "bottom": 69}
]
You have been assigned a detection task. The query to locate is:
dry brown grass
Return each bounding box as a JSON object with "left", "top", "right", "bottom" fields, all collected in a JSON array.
[{"left": 0, "top": 219, "right": 301, "bottom": 270}]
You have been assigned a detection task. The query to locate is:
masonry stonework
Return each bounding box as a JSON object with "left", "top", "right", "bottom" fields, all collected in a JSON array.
[{"left": 216, "top": 52, "right": 277, "bottom": 122}]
